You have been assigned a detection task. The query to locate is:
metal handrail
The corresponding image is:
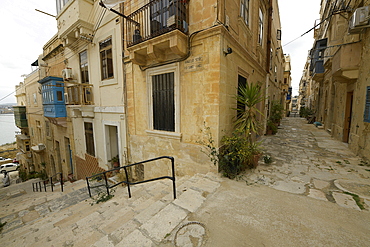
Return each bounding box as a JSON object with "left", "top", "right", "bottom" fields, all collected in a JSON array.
[
  {"left": 32, "top": 172, "right": 64, "bottom": 192},
  {"left": 86, "top": 156, "right": 176, "bottom": 199}
]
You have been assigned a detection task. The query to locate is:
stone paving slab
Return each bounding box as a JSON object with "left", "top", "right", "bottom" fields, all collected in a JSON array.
[
  {"left": 173, "top": 188, "right": 206, "bottom": 212},
  {"left": 244, "top": 117, "right": 370, "bottom": 211},
  {"left": 332, "top": 192, "right": 361, "bottom": 211},
  {"left": 140, "top": 203, "right": 187, "bottom": 242}
]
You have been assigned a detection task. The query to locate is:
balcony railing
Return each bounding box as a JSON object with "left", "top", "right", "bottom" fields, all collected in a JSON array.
[
  {"left": 65, "top": 84, "right": 93, "bottom": 105},
  {"left": 126, "top": 0, "right": 189, "bottom": 47}
]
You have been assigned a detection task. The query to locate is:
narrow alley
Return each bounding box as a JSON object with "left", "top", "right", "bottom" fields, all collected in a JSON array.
[
  {"left": 247, "top": 117, "right": 370, "bottom": 210},
  {"left": 1, "top": 117, "right": 369, "bottom": 247}
]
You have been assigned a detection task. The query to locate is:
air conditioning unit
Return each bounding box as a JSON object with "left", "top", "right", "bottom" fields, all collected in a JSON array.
[
  {"left": 64, "top": 93, "right": 70, "bottom": 104},
  {"left": 62, "top": 68, "right": 73, "bottom": 81},
  {"left": 349, "top": 6, "right": 370, "bottom": 33}
]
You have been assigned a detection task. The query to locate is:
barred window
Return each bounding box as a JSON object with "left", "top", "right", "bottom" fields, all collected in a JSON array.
[
  {"left": 152, "top": 73, "right": 175, "bottom": 131},
  {"left": 364, "top": 86, "right": 370, "bottom": 123}
]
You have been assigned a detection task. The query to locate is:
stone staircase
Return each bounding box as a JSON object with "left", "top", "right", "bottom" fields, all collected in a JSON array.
[{"left": 0, "top": 173, "right": 222, "bottom": 246}]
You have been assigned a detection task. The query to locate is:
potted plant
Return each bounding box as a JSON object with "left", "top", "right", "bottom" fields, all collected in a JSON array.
[
  {"left": 108, "top": 155, "right": 120, "bottom": 168},
  {"left": 218, "top": 129, "right": 251, "bottom": 178},
  {"left": 270, "top": 100, "right": 284, "bottom": 125},
  {"left": 266, "top": 119, "right": 278, "bottom": 135}
]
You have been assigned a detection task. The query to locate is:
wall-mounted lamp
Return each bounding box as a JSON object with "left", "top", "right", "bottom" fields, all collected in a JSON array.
[{"left": 224, "top": 47, "right": 233, "bottom": 56}]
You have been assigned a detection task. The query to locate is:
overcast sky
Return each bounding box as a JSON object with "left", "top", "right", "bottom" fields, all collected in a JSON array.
[
  {"left": 0, "top": 0, "right": 57, "bottom": 104},
  {"left": 279, "top": 0, "right": 321, "bottom": 96},
  {"left": 0, "top": 0, "right": 321, "bottom": 104}
]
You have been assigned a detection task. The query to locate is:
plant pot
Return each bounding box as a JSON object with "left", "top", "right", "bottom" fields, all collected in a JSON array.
[{"left": 251, "top": 154, "right": 261, "bottom": 168}]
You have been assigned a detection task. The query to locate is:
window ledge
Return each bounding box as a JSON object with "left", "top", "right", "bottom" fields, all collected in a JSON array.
[
  {"left": 146, "top": 130, "right": 182, "bottom": 140},
  {"left": 100, "top": 78, "right": 117, "bottom": 87}
]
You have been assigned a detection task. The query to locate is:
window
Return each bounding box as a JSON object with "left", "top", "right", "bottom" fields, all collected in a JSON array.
[
  {"left": 364, "top": 86, "right": 370, "bottom": 123},
  {"left": 84, "top": 122, "right": 95, "bottom": 156},
  {"left": 46, "top": 121, "right": 51, "bottom": 137},
  {"left": 80, "top": 50, "right": 89, "bottom": 83},
  {"left": 33, "top": 93, "right": 37, "bottom": 105},
  {"left": 240, "top": 0, "right": 250, "bottom": 25},
  {"left": 99, "top": 37, "right": 114, "bottom": 80},
  {"left": 56, "top": 0, "right": 70, "bottom": 14},
  {"left": 147, "top": 64, "right": 180, "bottom": 136},
  {"left": 152, "top": 73, "right": 175, "bottom": 131},
  {"left": 258, "top": 8, "right": 264, "bottom": 45},
  {"left": 57, "top": 91, "right": 63, "bottom": 101}
]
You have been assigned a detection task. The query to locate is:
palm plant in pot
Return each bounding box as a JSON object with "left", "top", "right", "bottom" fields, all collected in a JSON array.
[
  {"left": 200, "top": 82, "right": 265, "bottom": 178},
  {"left": 220, "top": 82, "right": 265, "bottom": 173}
]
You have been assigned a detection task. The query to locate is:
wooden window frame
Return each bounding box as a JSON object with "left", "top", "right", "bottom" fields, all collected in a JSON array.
[
  {"left": 146, "top": 64, "right": 181, "bottom": 139},
  {"left": 240, "top": 0, "right": 250, "bottom": 25},
  {"left": 99, "top": 37, "right": 114, "bottom": 80},
  {"left": 79, "top": 50, "right": 89, "bottom": 84}
]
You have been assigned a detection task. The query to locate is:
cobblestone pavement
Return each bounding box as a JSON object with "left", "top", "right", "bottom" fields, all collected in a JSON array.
[{"left": 244, "top": 117, "right": 370, "bottom": 211}]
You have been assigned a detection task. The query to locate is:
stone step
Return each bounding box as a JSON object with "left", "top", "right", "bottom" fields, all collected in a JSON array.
[
  {"left": 1, "top": 173, "right": 222, "bottom": 247},
  {"left": 1, "top": 182, "right": 90, "bottom": 234}
]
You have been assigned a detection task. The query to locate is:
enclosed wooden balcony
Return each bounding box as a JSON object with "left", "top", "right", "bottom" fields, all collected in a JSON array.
[
  {"left": 13, "top": 106, "right": 28, "bottom": 128},
  {"left": 125, "top": 0, "right": 189, "bottom": 66},
  {"left": 332, "top": 42, "right": 362, "bottom": 82}
]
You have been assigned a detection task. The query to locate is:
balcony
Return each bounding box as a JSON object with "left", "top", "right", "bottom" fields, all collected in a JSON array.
[
  {"left": 125, "top": 0, "right": 189, "bottom": 66},
  {"left": 39, "top": 77, "right": 67, "bottom": 118},
  {"left": 56, "top": 0, "right": 94, "bottom": 50},
  {"left": 332, "top": 42, "right": 362, "bottom": 82},
  {"left": 13, "top": 106, "right": 28, "bottom": 128},
  {"left": 310, "top": 38, "right": 327, "bottom": 81}
]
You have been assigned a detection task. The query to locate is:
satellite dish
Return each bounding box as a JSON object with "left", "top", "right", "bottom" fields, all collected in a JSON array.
[{"left": 101, "top": 0, "right": 125, "bottom": 9}]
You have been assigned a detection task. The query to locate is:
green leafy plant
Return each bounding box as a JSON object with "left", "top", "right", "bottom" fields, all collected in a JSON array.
[
  {"left": 299, "top": 107, "right": 314, "bottom": 119},
  {"left": 39, "top": 169, "right": 48, "bottom": 180},
  {"left": 266, "top": 119, "right": 278, "bottom": 135},
  {"left": 90, "top": 188, "right": 115, "bottom": 205},
  {"left": 269, "top": 100, "right": 284, "bottom": 124},
  {"left": 234, "top": 82, "right": 265, "bottom": 144},
  {"left": 109, "top": 155, "right": 120, "bottom": 169},
  {"left": 263, "top": 155, "right": 272, "bottom": 164},
  {"left": 198, "top": 125, "right": 219, "bottom": 167},
  {"left": 343, "top": 192, "right": 365, "bottom": 210},
  {"left": 219, "top": 129, "right": 262, "bottom": 178}
]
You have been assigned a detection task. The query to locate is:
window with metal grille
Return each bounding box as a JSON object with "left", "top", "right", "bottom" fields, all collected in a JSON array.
[
  {"left": 99, "top": 37, "right": 114, "bottom": 80},
  {"left": 237, "top": 75, "right": 247, "bottom": 120},
  {"left": 152, "top": 72, "right": 175, "bottom": 131},
  {"left": 84, "top": 122, "right": 95, "bottom": 156},
  {"left": 364, "top": 86, "right": 370, "bottom": 123},
  {"left": 80, "top": 50, "right": 89, "bottom": 83}
]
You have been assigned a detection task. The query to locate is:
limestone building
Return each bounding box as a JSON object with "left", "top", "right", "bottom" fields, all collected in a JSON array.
[
  {"left": 121, "top": 0, "right": 285, "bottom": 177},
  {"left": 15, "top": 0, "right": 286, "bottom": 180},
  {"left": 309, "top": 0, "right": 370, "bottom": 161}
]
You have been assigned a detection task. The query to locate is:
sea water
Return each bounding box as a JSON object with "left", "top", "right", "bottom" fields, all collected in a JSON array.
[{"left": 0, "top": 114, "right": 20, "bottom": 146}]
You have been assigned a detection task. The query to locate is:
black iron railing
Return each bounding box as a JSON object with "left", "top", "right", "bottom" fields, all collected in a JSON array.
[
  {"left": 126, "top": 0, "right": 189, "bottom": 47},
  {"left": 32, "top": 172, "right": 64, "bottom": 192},
  {"left": 86, "top": 156, "right": 176, "bottom": 199}
]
